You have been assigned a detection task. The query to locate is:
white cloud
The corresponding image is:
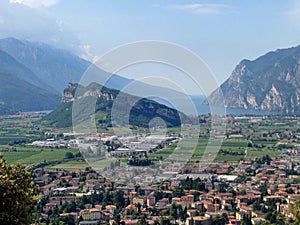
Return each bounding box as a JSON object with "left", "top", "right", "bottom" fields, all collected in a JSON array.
[
  {"left": 80, "top": 44, "right": 93, "bottom": 61},
  {"left": 170, "top": 3, "right": 228, "bottom": 15},
  {"left": 79, "top": 45, "right": 99, "bottom": 62},
  {"left": 9, "top": 0, "right": 59, "bottom": 8},
  {"left": 0, "top": 1, "right": 80, "bottom": 52},
  {"left": 284, "top": 1, "right": 300, "bottom": 30}
]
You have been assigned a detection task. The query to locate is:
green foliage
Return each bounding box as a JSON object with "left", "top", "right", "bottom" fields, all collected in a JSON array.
[
  {"left": 264, "top": 211, "right": 285, "bottom": 225},
  {"left": 181, "top": 177, "right": 205, "bottom": 191},
  {"left": 137, "top": 215, "right": 148, "bottom": 225},
  {"left": 128, "top": 154, "right": 153, "bottom": 166},
  {"left": 65, "top": 151, "right": 74, "bottom": 159},
  {"left": 211, "top": 213, "right": 228, "bottom": 225},
  {"left": 41, "top": 82, "right": 185, "bottom": 129},
  {"left": 113, "top": 190, "right": 125, "bottom": 209},
  {"left": 290, "top": 198, "right": 300, "bottom": 225},
  {"left": 0, "top": 154, "right": 39, "bottom": 225},
  {"left": 253, "top": 201, "right": 261, "bottom": 211},
  {"left": 241, "top": 214, "right": 252, "bottom": 225},
  {"left": 41, "top": 102, "right": 73, "bottom": 127},
  {"left": 172, "top": 186, "right": 184, "bottom": 197}
]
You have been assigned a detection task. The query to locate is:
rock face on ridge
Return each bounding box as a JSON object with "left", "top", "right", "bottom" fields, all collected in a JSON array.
[{"left": 207, "top": 45, "right": 300, "bottom": 114}]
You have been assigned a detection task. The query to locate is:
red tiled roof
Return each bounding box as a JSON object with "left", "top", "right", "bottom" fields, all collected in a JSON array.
[{"left": 240, "top": 205, "right": 253, "bottom": 211}]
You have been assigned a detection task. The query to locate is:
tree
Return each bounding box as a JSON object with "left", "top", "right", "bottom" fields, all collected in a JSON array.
[
  {"left": 160, "top": 217, "right": 172, "bottom": 225},
  {"left": 262, "top": 221, "right": 275, "bottom": 225},
  {"left": 290, "top": 198, "right": 300, "bottom": 225},
  {"left": 138, "top": 215, "right": 148, "bottom": 225},
  {"left": 211, "top": 214, "right": 228, "bottom": 225},
  {"left": 241, "top": 214, "right": 252, "bottom": 225},
  {"left": 179, "top": 206, "right": 187, "bottom": 222},
  {"left": 114, "top": 214, "right": 121, "bottom": 225},
  {"left": 65, "top": 201, "right": 76, "bottom": 213},
  {"left": 153, "top": 190, "right": 163, "bottom": 201},
  {"left": 265, "top": 212, "right": 277, "bottom": 224},
  {"left": 253, "top": 201, "right": 261, "bottom": 211},
  {"left": 65, "top": 152, "right": 74, "bottom": 159},
  {"left": 170, "top": 203, "right": 179, "bottom": 220},
  {"left": 173, "top": 186, "right": 184, "bottom": 197},
  {"left": 0, "top": 154, "right": 39, "bottom": 224},
  {"left": 113, "top": 190, "right": 125, "bottom": 209}
]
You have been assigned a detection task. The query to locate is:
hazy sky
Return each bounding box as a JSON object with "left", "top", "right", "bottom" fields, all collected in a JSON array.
[{"left": 1, "top": 0, "right": 300, "bottom": 94}]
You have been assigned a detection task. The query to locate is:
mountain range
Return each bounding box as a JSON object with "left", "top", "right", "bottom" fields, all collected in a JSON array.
[
  {"left": 0, "top": 37, "right": 92, "bottom": 114},
  {"left": 3, "top": 37, "right": 300, "bottom": 117},
  {"left": 0, "top": 48, "right": 59, "bottom": 114},
  {"left": 208, "top": 45, "right": 300, "bottom": 114},
  {"left": 0, "top": 37, "right": 90, "bottom": 94},
  {"left": 0, "top": 37, "right": 199, "bottom": 115}
]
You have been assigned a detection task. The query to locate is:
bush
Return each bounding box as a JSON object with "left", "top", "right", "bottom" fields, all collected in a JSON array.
[{"left": 65, "top": 152, "right": 75, "bottom": 159}]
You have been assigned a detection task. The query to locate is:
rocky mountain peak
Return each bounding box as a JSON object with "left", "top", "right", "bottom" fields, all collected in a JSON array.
[{"left": 207, "top": 45, "right": 300, "bottom": 114}]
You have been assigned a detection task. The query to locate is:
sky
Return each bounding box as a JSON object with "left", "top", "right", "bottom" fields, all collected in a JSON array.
[{"left": 1, "top": 0, "right": 300, "bottom": 95}]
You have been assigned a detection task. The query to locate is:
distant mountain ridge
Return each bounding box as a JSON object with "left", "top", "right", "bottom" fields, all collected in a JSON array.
[
  {"left": 0, "top": 49, "right": 60, "bottom": 114},
  {"left": 208, "top": 45, "right": 300, "bottom": 114},
  {"left": 0, "top": 37, "right": 91, "bottom": 94},
  {"left": 0, "top": 37, "right": 97, "bottom": 114},
  {"left": 0, "top": 37, "right": 202, "bottom": 115}
]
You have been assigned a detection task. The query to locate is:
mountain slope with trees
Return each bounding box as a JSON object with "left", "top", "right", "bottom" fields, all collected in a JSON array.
[{"left": 41, "top": 82, "right": 189, "bottom": 128}]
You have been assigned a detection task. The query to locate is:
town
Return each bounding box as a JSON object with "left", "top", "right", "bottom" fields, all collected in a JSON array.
[
  {"left": 33, "top": 152, "right": 300, "bottom": 225},
  {"left": 3, "top": 115, "right": 295, "bottom": 225}
]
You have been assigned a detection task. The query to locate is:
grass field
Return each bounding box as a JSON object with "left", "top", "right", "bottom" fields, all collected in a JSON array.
[
  {"left": 147, "top": 136, "right": 282, "bottom": 166},
  {"left": 245, "top": 149, "right": 282, "bottom": 158},
  {"left": 47, "top": 160, "right": 88, "bottom": 170},
  {"left": 0, "top": 135, "right": 284, "bottom": 169},
  {"left": 0, "top": 115, "right": 296, "bottom": 170},
  {"left": 1, "top": 148, "right": 79, "bottom": 164}
]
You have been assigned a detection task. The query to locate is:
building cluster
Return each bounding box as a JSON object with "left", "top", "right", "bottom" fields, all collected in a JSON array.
[{"left": 32, "top": 152, "right": 300, "bottom": 225}]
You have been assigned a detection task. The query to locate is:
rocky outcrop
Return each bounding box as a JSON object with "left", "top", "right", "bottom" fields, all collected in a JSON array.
[
  {"left": 61, "top": 83, "right": 116, "bottom": 103},
  {"left": 260, "top": 85, "right": 283, "bottom": 111},
  {"left": 61, "top": 83, "right": 77, "bottom": 103},
  {"left": 207, "top": 45, "right": 300, "bottom": 114}
]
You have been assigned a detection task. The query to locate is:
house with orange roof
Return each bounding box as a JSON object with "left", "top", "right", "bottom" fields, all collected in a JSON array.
[
  {"left": 236, "top": 205, "right": 253, "bottom": 221},
  {"left": 187, "top": 209, "right": 198, "bottom": 217},
  {"left": 120, "top": 219, "right": 139, "bottom": 225},
  {"left": 191, "top": 201, "right": 204, "bottom": 212},
  {"left": 105, "top": 205, "right": 117, "bottom": 218},
  {"left": 185, "top": 215, "right": 211, "bottom": 225},
  {"left": 201, "top": 200, "right": 214, "bottom": 212},
  {"left": 125, "top": 204, "right": 137, "bottom": 214},
  {"left": 59, "top": 212, "right": 78, "bottom": 222}
]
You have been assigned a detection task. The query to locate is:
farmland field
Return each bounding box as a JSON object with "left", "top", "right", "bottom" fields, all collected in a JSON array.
[
  {"left": 1, "top": 148, "right": 79, "bottom": 164},
  {"left": 0, "top": 115, "right": 298, "bottom": 170}
]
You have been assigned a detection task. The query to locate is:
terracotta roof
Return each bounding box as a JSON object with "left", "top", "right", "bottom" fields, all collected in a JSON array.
[{"left": 240, "top": 205, "right": 253, "bottom": 211}]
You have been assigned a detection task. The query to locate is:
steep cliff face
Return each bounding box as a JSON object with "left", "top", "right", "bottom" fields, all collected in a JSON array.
[
  {"left": 61, "top": 83, "right": 116, "bottom": 103},
  {"left": 207, "top": 45, "right": 300, "bottom": 114},
  {"left": 61, "top": 83, "right": 78, "bottom": 103}
]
